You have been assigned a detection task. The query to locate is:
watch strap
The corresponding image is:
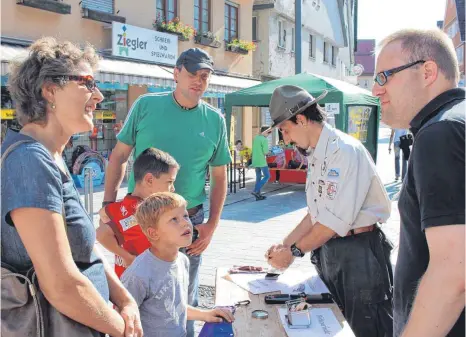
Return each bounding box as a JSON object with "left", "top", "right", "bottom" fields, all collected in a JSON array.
[{"left": 290, "top": 243, "right": 305, "bottom": 257}]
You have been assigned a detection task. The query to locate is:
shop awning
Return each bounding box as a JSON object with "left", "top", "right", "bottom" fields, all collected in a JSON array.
[
  {"left": 1, "top": 45, "right": 26, "bottom": 76},
  {"left": 96, "top": 58, "right": 175, "bottom": 87},
  {"left": 1, "top": 44, "right": 261, "bottom": 93},
  {"left": 0, "top": 44, "right": 175, "bottom": 87}
]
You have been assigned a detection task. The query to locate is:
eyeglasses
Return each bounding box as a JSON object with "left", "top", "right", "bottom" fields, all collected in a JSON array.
[
  {"left": 374, "top": 60, "right": 426, "bottom": 86},
  {"left": 51, "top": 75, "right": 98, "bottom": 92}
]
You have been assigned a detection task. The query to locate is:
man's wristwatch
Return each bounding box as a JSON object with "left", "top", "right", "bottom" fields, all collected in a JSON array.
[
  {"left": 101, "top": 201, "right": 113, "bottom": 208},
  {"left": 290, "top": 243, "right": 305, "bottom": 257}
]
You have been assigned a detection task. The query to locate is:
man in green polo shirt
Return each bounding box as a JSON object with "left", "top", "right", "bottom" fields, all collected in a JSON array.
[
  {"left": 251, "top": 126, "right": 271, "bottom": 200},
  {"left": 102, "top": 48, "right": 231, "bottom": 337}
]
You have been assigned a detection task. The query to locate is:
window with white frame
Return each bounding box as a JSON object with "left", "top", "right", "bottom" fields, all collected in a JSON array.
[
  {"left": 447, "top": 20, "right": 458, "bottom": 38},
  {"left": 309, "top": 34, "right": 316, "bottom": 58},
  {"left": 291, "top": 27, "right": 295, "bottom": 52},
  {"left": 278, "top": 20, "right": 285, "bottom": 48},
  {"left": 331, "top": 46, "right": 337, "bottom": 66},
  {"left": 456, "top": 45, "right": 464, "bottom": 64},
  {"left": 323, "top": 41, "right": 329, "bottom": 63}
]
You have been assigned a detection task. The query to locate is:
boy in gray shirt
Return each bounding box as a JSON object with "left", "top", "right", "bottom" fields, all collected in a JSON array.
[{"left": 121, "top": 192, "right": 234, "bottom": 337}]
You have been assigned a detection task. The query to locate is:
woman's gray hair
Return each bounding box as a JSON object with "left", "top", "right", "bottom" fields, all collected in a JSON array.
[
  {"left": 8, "top": 37, "right": 100, "bottom": 126},
  {"left": 377, "top": 29, "right": 459, "bottom": 83}
]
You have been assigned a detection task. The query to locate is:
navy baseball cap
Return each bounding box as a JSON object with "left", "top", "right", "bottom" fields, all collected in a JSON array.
[{"left": 176, "top": 48, "right": 214, "bottom": 74}]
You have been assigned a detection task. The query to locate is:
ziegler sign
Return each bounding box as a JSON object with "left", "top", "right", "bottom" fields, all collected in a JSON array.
[{"left": 112, "top": 22, "right": 178, "bottom": 66}]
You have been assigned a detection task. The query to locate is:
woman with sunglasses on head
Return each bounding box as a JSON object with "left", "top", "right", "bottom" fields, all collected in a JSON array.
[{"left": 1, "top": 37, "right": 142, "bottom": 337}]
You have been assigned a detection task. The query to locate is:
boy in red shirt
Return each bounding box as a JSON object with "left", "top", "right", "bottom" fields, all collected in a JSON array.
[{"left": 97, "top": 147, "right": 179, "bottom": 277}]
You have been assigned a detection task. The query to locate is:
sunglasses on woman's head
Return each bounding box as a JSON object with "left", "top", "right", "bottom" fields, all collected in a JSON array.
[{"left": 51, "top": 75, "right": 98, "bottom": 92}]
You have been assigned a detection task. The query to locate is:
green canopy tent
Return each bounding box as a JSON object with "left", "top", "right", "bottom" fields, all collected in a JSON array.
[{"left": 224, "top": 72, "right": 381, "bottom": 162}]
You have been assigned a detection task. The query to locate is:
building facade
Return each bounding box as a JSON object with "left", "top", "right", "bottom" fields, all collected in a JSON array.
[
  {"left": 252, "top": 0, "right": 356, "bottom": 81},
  {"left": 1, "top": 0, "right": 261, "bottom": 154},
  {"left": 251, "top": 0, "right": 357, "bottom": 145},
  {"left": 442, "top": 0, "right": 465, "bottom": 86},
  {"left": 355, "top": 39, "right": 375, "bottom": 91}
]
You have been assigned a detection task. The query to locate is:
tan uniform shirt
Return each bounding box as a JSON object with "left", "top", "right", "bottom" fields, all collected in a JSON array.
[{"left": 306, "top": 123, "right": 391, "bottom": 236}]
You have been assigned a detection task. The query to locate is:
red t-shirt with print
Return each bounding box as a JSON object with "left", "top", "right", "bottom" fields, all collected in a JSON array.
[{"left": 103, "top": 195, "right": 150, "bottom": 278}]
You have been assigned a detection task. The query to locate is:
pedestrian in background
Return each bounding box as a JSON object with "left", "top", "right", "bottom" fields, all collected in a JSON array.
[
  {"left": 251, "top": 126, "right": 271, "bottom": 200},
  {"left": 388, "top": 128, "right": 408, "bottom": 181}
]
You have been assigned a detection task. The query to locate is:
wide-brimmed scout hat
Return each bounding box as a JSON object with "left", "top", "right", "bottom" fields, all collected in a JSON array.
[{"left": 263, "top": 85, "right": 327, "bottom": 134}]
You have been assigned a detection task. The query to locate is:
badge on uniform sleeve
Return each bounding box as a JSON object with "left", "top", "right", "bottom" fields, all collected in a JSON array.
[
  {"left": 326, "top": 182, "right": 338, "bottom": 200},
  {"left": 318, "top": 180, "right": 325, "bottom": 196},
  {"left": 327, "top": 168, "right": 340, "bottom": 178}
]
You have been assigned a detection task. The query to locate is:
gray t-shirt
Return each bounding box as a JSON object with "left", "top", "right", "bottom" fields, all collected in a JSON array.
[{"left": 121, "top": 249, "right": 190, "bottom": 337}]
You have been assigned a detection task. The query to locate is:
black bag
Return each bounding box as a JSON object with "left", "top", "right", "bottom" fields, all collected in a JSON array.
[
  {"left": 399, "top": 134, "right": 413, "bottom": 160},
  {"left": 287, "top": 160, "right": 307, "bottom": 170}
]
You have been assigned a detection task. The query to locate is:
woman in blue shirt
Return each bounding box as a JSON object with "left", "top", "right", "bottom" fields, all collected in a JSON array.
[{"left": 1, "top": 37, "right": 142, "bottom": 337}]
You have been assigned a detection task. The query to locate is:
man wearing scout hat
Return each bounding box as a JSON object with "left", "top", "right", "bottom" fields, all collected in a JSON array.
[{"left": 265, "top": 85, "right": 393, "bottom": 337}]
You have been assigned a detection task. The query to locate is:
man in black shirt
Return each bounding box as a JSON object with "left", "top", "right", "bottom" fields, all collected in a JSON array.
[{"left": 373, "top": 29, "right": 465, "bottom": 337}]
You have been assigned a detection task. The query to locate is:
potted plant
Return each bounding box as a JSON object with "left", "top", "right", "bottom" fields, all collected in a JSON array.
[
  {"left": 194, "top": 31, "right": 221, "bottom": 48},
  {"left": 226, "top": 39, "right": 256, "bottom": 54},
  {"left": 153, "top": 17, "right": 195, "bottom": 41}
]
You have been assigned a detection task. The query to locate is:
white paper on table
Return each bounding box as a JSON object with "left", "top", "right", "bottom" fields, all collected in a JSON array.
[
  {"left": 228, "top": 269, "right": 329, "bottom": 295},
  {"left": 278, "top": 307, "right": 354, "bottom": 337}
]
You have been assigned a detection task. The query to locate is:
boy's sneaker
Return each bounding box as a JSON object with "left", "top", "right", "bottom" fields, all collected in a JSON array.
[{"left": 272, "top": 180, "right": 280, "bottom": 184}]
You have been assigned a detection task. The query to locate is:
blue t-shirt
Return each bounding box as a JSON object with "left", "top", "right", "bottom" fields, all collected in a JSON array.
[{"left": 1, "top": 130, "right": 109, "bottom": 302}]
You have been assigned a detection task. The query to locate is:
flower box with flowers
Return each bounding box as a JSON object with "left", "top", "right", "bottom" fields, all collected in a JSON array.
[
  {"left": 160, "top": 28, "right": 189, "bottom": 41},
  {"left": 153, "top": 17, "right": 194, "bottom": 41},
  {"left": 226, "top": 39, "right": 256, "bottom": 55},
  {"left": 227, "top": 45, "right": 249, "bottom": 54},
  {"left": 194, "top": 31, "right": 222, "bottom": 48}
]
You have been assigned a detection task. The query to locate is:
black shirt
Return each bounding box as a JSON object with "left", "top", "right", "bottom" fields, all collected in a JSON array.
[{"left": 394, "top": 88, "right": 465, "bottom": 337}]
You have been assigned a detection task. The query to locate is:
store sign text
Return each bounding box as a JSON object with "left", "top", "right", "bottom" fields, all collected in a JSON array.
[{"left": 112, "top": 22, "right": 178, "bottom": 66}]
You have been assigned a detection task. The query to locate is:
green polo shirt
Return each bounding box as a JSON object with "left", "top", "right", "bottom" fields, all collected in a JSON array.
[
  {"left": 117, "top": 92, "right": 231, "bottom": 209},
  {"left": 252, "top": 134, "right": 269, "bottom": 168}
]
